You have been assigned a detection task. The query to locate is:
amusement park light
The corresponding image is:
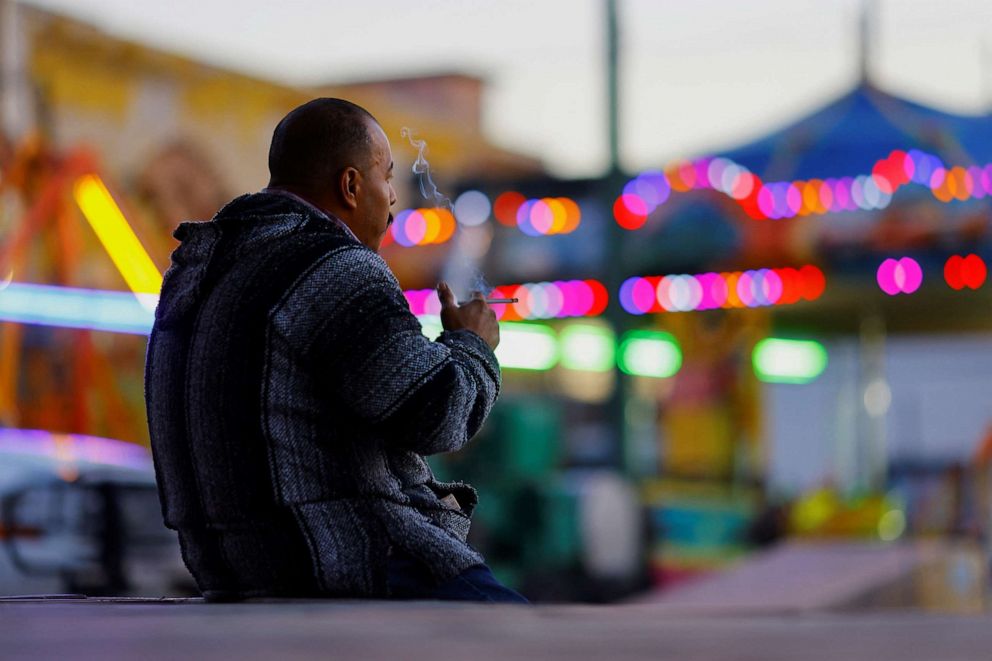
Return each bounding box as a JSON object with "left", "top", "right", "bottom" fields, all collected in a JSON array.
[
  {"left": 619, "top": 265, "right": 825, "bottom": 315},
  {"left": 489, "top": 191, "right": 582, "bottom": 235},
  {"left": 876, "top": 257, "right": 922, "bottom": 295},
  {"left": 559, "top": 323, "right": 616, "bottom": 372},
  {"left": 494, "top": 322, "right": 558, "bottom": 371},
  {"left": 944, "top": 254, "right": 987, "bottom": 290},
  {"left": 0, "top": 282, "right": 155, "bottom": 335},
  {"left": 752, "top": 338, "right": 828, "bottom": 384},
  {"left": 73, "top": 175, "right": 163, "bottom": 295},
  {"left": 615, "top": 148, "right": 992, "bottom": 225},
  {"left": 453, "top": 190, "right": 491, "bottom": 227},
  {"left": 404, "top": 280, "right": 608, "bottom": 322},
  {"left": 617, "top": 330, "right": 682, "bottom": 378},
  {"left": 390, "top": 208, "right": 456, "bottom": 247}
]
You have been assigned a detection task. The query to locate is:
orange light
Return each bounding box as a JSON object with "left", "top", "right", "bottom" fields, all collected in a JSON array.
[
  {"left": 724, "top": 272, "right": 742, "bottom": 307},
  {"left": 421, "top": 209, "right": 441, "bottom": 244},
  {"left": 435, "top": 209, "right": 456, "bottom": 244},
  {"left": 559, "top": 197, "right": 582, "bottom": 233},
  {"left": 545, "top": 198, "right": 568, "bottom": 234}
]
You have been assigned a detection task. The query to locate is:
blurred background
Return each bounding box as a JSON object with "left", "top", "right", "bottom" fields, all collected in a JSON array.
[{"left": 1, "top": 0, "right": 992, "bottom": 612}]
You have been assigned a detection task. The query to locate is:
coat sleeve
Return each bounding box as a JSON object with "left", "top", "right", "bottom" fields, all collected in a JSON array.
[{"left": 269, "top": 245, "right": 501, "bottom": 455}]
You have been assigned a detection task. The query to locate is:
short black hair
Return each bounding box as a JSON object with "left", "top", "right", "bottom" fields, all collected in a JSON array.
[{"left": 267, "top": 98, "right": 377, "bottom": 190}]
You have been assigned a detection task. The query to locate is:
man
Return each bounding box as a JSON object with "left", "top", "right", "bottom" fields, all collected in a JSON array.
[{"left": 145, "top": 98, "right": 525, "bottom": 603}]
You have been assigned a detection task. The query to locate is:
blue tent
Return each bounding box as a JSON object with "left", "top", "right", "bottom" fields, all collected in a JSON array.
[
  {"left": 721, "top": 82, "right": 992, "bottom": 182},
  {"left": 625, "top": 83, "right": 992, "bottom": 275}
]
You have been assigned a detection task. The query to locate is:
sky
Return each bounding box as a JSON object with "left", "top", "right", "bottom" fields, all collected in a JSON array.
[{"left": 21, "top": 0, "right": 992, "bottom": 178}]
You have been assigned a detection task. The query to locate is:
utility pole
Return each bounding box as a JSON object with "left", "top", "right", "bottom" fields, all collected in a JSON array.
[
  {"left": 604, "top": 0, "right": 630, "bottom": 468},
  {"left": 858, "top": 0, "right": 877, "bottom": 85}
]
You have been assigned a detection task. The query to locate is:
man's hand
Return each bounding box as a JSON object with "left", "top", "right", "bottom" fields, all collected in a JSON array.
[{"left": 437, "top": 282, "right": 500, "bottom": 350}]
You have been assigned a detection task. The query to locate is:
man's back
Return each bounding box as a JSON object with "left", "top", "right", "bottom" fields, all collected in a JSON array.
[{"left": 145, "top": 193, "right": 500, "bottom": 599}]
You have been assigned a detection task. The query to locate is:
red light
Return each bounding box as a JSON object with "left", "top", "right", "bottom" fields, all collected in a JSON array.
[
  {"left": 962, "top": 254, "right": 987, "bottom": 289},
  {"left": 586, "top": 279, "right": 609, "bottom": 316},
  {"left": 945, "top": 255, "right": 965, "bottom": 290},
  {"left": 776, "top": 267, "right": 801, "bottom": 304},
  {"left": 799, "top": 265, "right": 826, "bottom": 300},
  {"left": 613, "top": 194, "right": 648, "bottom": 230},
  {"left": 493, "top": 192, "right": 526, "bottom": 226}
]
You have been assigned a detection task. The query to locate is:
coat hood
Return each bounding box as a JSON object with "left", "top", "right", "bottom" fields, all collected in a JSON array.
[{"left": 154, "top": 192, "right": 334, "bottom": 327}]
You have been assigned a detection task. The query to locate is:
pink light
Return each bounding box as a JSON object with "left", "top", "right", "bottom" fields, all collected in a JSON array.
[
  {"left": 631, "top": 277, "right": 656, "bottom": 314},
  {"left": 877, "top": 259, "right": 899, "bottom": 295},
  {"left": 757, "top": 186, "right": 775, "bottom": 218},
  {"left": 731, "top": 172, "right": 755, "bottom": 199},
  {"left": 695, "top": 274, "right": 715, "bottom": 309},
  {"left": 424, "top": 291, "right": 441, "bottom": 315},
  {"left": 761, "top": 268, "right": 784, "bottom": 305},
  {"left": 819, "top": 180, "right": 835, "bottom": 212},
  {"left": 898, "top": 257, "right": 923, "bottom": 293},
  {"left": 786, "top": 183, "right": 803, "bottom": 216},
  {"left": 737, "top": 272, "right": 756, "bottom": 307},
  {"left": 573, "top": 280, "right": 595, "bottom": 315},
  {"left": 544, "top": 282, "right": 565, "bottom": 317},
  {"left": 406, "top": 210, "right": 427, "bottom": 245},
  {"left": 530, "top": 200, "right": 555, "bottom": 235}
]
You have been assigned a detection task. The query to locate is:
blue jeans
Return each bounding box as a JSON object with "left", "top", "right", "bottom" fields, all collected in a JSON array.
[{"left": 387, "top": 550, "right": 529, "bottom": 604}]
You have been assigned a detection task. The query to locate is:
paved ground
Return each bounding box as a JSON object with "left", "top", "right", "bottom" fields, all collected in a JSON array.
[{"left": 1, "top": 598, "right": 990, "bottom": 661}]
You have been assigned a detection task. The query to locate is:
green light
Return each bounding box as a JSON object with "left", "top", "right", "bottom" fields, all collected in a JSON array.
[
  {"left": 752, "top": 338, "right": 828, "bottom": 384},
  {"left": 495, "top": 322, "right": 558, "bottom": 371},
  {"left": 618, "top": 330, "right": 682, "bottom": 378},
  {"left": 418, "top": 315, "right": 443, "bottom": 340},
  {"left": 560, "top": 323, "right": 615, "bottom": 372}
]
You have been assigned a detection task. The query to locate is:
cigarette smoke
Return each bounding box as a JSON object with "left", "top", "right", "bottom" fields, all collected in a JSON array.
[
  {"left": 401, "top": 127, "right": 450, "bottom": 209},
  {"left": 399, "top": 129, "right": 494, "bottom": 302}
]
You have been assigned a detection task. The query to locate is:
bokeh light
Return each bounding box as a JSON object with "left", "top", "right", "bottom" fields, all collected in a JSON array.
[
  {"left": 753, "top": 338, "right": 828, "bottom": 384},
  {"left": 619, "top": 265, "right": 825, "bottom": 315},
  {"left": 877, "top": 257, "right": 923, "bottom": 296},
  {"left": 616, "top": 148, "right": 991, "bottom": 223},
  {"left": 453, "top": 190, "right": 491, "bottom": 226},
  {"left": 617, "top": 330, "right": 682, "bottom": 378},
  {"left": 405, "top": 280, "right": 608, "bottom": 321},
  {"left": 390, "top": 208, "right": 456, "bottom": 246},
  {"left": 944, "top": 254, "right": 987, "bottom": 290}
]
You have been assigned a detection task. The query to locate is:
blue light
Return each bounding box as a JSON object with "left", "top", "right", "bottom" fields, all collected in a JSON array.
[{"left": 0, "top": 282, "right": 156, "bottom": 335}]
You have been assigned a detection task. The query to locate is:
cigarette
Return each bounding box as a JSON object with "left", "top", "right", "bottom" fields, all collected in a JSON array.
[{"left": 457, "top": 298, "right": 519, "bottom": 305}]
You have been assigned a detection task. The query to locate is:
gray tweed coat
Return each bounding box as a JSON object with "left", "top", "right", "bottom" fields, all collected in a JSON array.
[{"left": 144, "top": 192, "right": 500, "bottom": 599}]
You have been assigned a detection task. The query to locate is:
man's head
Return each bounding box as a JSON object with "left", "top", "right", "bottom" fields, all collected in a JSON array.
[{"left": 268, "top": 98, "right": 396, "bottom": 251}]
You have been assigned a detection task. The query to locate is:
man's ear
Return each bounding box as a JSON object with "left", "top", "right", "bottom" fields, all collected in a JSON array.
[{"left": 339, "top": 167, "right": 361, "bottom": 210}]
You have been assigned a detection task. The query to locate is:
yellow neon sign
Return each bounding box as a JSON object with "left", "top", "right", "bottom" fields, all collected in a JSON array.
[{"left": 73, "top": 175, "right": 162, "bottom": 294}]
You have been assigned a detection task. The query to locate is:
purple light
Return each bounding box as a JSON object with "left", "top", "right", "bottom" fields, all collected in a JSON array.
[
  {"left": 0, "top": 428, "right": 153, "bottom": 472},
  {"left": 619, "top": 277, "right": 643, "bottom": 315},
  {"left": 516, "top": 200, "right": 540, "bottom": 236}
]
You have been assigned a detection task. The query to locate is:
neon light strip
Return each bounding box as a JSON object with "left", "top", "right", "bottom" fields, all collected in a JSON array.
[
  {"left": 0, "top": 282, "right": 155, "bottom": 335},
  {"left": 73, "top": 174, "right": 163, "bottom": 294},
  {"left": 0, "top": 428, "right": 152, "bottom": 471},
  {"left": 615, "top": 149, "right": 992, "bottom": 227}
]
